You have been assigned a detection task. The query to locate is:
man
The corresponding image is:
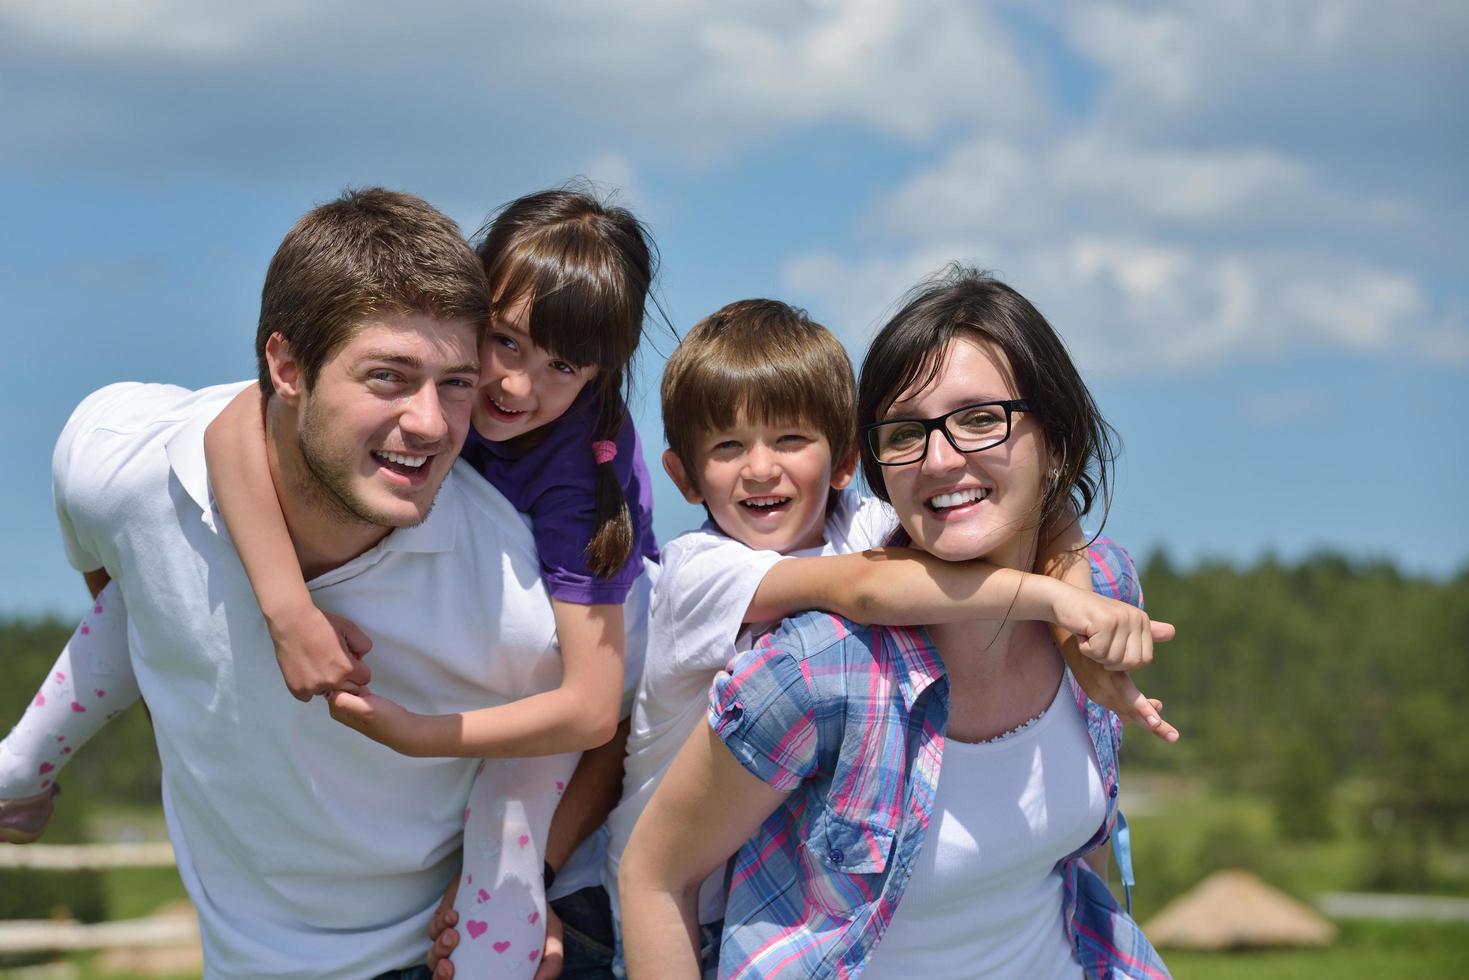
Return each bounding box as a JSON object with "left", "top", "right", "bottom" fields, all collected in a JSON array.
[{"left": 51, "top": 188, "right": 593, "bottom": 978}]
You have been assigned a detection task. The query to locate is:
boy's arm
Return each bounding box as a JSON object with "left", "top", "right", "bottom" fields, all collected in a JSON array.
[
  {"left": 327, "top": 600, "right": 624, "bottom": 757},
  {"left": 748, "top": 549, "right": 1170, "bottom": 672},
  {"left": 1041, "top": 517, "right": 1179, "bottom": 742},
  {"left": 203, "top": 386, "right": 372, "bottom": 701}
]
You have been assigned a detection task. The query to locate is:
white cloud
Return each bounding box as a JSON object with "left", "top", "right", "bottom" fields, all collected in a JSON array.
[
  {"left": 1063, "top": 0, "right": 1469, "bottom": 135},
  {"left": 0, "top": 0, "right": 1048, "bottom": 174},
  {"left": 783, "top": 240, "right": 1468, "bottom": 373}
]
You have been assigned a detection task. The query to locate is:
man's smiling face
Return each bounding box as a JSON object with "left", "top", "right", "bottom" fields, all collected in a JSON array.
[{"left": 290, "top": 312, "right": 480, "bottom": 529}]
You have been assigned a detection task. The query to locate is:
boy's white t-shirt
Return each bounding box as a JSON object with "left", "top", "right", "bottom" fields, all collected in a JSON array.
[{"left": 605, "top": 488, "right": 896, "bottom": 923}]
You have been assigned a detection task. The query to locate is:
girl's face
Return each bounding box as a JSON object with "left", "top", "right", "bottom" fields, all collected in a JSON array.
[
  {"left": 879, "top": 335, "right": 1050, "bottom": 569},
  {"left": 474, "top": 293, "right": 600, "bottom": 443}
]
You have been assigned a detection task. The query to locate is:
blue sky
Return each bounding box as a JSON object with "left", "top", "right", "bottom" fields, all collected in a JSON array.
[{"left": 2, "top": 0, "right": 1466, "bottom": 616}]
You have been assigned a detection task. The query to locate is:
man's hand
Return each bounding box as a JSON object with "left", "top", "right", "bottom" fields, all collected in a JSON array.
[
  {"left": 426, "top": 882, "right": 564, "bottom": 980},
  {"left": 325, "top": 689, "right": 425, "bottom": 755},
  {"left": 1049, "top": 583, "right": 1175, "bottom": 671},
  {"left": 427, "top": 875, "right": 460, "bottom": 978},
  {"left": 266, "top": 604, "right": 372, "bottom": 702},
  {"left": 1061, "top": 636, "right": 1179, "bottom": 743}
]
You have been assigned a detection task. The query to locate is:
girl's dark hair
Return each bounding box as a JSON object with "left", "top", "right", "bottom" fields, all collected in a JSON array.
[
  {"left": 473, "top": 185, "right": 658, "bottom": 577},
  {"left": 856, "top": 264, "right": 1117, "bottom": 550}
]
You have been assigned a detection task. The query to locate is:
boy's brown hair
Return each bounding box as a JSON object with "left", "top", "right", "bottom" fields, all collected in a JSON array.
[
  {"left": 661, "top": 299, "right": 856, "bottom": 491},
  {"left": 255, "top": 187, "right": 490, "bottom": 395}
]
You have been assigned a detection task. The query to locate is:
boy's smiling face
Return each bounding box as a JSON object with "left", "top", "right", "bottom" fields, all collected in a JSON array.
[{"left": 663, "top": 412, "right": 857, "bottom": 554}]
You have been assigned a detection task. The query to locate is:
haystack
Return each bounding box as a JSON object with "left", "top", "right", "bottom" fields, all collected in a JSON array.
[{"left": 1143, "top": 869, "right": 1337, "bottom": 949}]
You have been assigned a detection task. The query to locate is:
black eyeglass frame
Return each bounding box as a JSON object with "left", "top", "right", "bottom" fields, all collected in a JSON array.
[{"left": 863, "top": 399, "right": 1032, "bottom": 467}]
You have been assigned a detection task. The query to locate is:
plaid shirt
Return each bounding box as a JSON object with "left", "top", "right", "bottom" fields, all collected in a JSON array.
[{"left": 708, "top": 538, "right": 1170, "bottom": 979}]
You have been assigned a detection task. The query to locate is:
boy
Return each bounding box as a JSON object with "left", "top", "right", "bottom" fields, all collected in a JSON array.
[{"left": 602, "top": 300, "right": 1173, "bottom": 970}]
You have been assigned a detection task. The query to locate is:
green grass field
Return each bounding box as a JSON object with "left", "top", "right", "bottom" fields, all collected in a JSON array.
[{"left": 6, "top": 782, "right": 1469, "bottom": 978}]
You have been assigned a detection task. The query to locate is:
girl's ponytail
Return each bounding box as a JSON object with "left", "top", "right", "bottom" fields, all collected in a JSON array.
[{"left": 585, "top": 368, "right": 635, "bottom": 578}]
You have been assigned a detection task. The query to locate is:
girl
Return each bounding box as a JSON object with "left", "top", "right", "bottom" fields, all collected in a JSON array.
[
  {"left": 1, "top": 187, "right": 662, "bottom": 978},
  {"left": 620, "top": 267, "right": 1171, "bottom": 978}
]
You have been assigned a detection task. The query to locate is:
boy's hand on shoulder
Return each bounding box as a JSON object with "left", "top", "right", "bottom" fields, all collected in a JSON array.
[
  {"left": 1061, "top": 638, "right": 1180, "bottom": 743},
  {"left": 1049, "top": 582, "right": 1174, "bottom": 671},
  {"left": 267, "top": 604, "right": 373, "bottom": 701},
  {"left": 325, "top": 688, "right": 425, "bottom": 755}
]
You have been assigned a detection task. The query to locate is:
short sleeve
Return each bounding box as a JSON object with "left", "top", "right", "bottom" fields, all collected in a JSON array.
[
  {"left": 708, "top": 639, "right": 818, "bottom": 792},
  {"left": 658, "top": 533, "right": 785, "bottom": 675},
  {"left": 52, "top": 385, "right": 129, "bottom": 573},
  {"left": 1085, "top": 535, "right": 1143, "bottom": 609}
]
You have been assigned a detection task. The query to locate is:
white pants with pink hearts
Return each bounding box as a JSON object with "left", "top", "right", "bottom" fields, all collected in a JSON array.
[
  {"left": 0, "top": 581, "right": 138, "bottom": 799},
  {"left": 450, "top": 749, "right": 580, "bottom": 977}
]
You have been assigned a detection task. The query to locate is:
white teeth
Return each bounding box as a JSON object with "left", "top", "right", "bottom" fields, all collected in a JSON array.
[
  {"left": 928, "top": 488, "right": 987, "bottom": 510},
  {"left": 742, "top": 496, "right": 790, "bottom": 510},
  {"left": 376, "top": 451, "right": 428, "bottom": 469},
  {"left": 491, "top": 396, "right": 526, "bottom": 415}
]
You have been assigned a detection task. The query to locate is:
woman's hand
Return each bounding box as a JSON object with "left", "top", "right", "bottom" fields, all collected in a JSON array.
[
  {"left": 325, "top": 688, "right": 428, "bottom": 755},
  {"left": 266, "top": 604, "right": 373, "bottom": 701}
]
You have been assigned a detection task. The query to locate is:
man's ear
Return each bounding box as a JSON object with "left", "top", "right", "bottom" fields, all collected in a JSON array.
[
  {"left": 662, "top": 449, "right": 704, "bottom": 505},
  {"left": 830, "top": 445, "right": 860, "bottom": 491},
  {"left": 265, "top": 333, "right": 304, "bottom": 403}
]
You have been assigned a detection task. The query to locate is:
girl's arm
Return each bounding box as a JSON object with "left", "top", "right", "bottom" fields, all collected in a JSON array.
[
  {"left": 204, "top": 386, "right": 372, "bottom": 701},
  {"left": 0, "top": 580, "right": 140, "bottom": 840},
  {"left": 620, "top": 721, "right": 789, "bottom": 979},
  {"left": 747, "top": 549, "right": 1171, "bottom": 671},
  {"left": 326, "top": 599, "right": 624, "bottom": 757}
]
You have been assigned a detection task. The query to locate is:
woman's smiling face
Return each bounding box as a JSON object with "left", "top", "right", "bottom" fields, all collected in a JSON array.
[{"left": 879, "top": 334, "right": 1051, "bottom": 569}]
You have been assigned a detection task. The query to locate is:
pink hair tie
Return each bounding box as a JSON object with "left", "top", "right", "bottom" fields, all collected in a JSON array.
[{"left": 591, "top": 440, "right": 618, "bottom": 465}]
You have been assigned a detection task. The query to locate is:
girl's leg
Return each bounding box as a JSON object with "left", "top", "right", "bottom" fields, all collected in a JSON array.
[
  {"left": 450, "top": 751, "right": 580, "bottom": 978},
  {"left": 0, "top": 581, "right": 139, "bottom": 840}
]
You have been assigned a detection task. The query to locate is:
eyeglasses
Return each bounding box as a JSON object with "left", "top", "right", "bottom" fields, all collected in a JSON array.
[{"left": 864, "top": 399, "right": 1031, "bottom": 466}]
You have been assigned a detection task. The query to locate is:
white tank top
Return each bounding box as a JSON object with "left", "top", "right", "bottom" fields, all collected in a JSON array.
[{"left": 861, "top": 674, "right": 1106, "bottom": 980}]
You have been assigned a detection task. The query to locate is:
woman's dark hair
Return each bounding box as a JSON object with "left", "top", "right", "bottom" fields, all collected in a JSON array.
[
  {"left": 473, "top": 185, "right": 658, "bottom": 577},
  {"left": 856, "top": 264, "right": 1117, "bottom": 549}
]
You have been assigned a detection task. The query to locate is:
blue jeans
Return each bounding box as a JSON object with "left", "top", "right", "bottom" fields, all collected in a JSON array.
[
  {"left": 373, "top": 967, "right": 431, "bottom": 980},
  {"left": 553, "top": 885, "right": 617, "bottom": 978}
]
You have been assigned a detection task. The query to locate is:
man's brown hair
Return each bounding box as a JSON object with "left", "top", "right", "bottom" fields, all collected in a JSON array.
[
  {"left": 661, "top": 299, "right": 856, "bottom": 491},
  {"left": 255, "top": 187, "right": 490, "bottom": 394}
]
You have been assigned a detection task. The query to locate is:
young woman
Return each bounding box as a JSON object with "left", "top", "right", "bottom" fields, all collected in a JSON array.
[{"left": 620, "top": 266, "right": 1170, "bottom": 979}]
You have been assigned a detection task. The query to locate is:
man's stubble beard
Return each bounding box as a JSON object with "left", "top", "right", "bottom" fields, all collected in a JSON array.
[{"left": 294, "top": 395, "right": 441, "bottom": 532}]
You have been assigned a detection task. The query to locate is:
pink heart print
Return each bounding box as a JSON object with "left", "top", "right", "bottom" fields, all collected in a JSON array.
[
  {"left": 477, "top": 888, "right": 490, "bottom": 903},
  {"left": 38, "top": 762, "right": 55, "bottom": 775},
  {"left": 94, "top": 603, "right": 103, "bottom": 614},
  {"left": 55, "top": 672, "right": 65, "bottom": 682},
  {"left": 70, "top": 702, "right": 87, "bottom": 713},
  {"left": 34, "top": 693, "right": 45, "bottom": 707},
  {"left": 555, "top": 780, "right": 565, "bottom": 794},
  {"left": 529, "top": 950, "right": 540, "bottom": 962},
  {"left": 465, "top": 919, "right": 488, "bottom": 940},
  {"left": 492, "top": 941, "right": 511, "bottom": 954},
  {"left": 517, "top": 834, "right": 530, "bottom": 848},
  {"left": 62, "top": 747, "right": 72, "bottom": 755},
  {"left": 80, "top": 625, "right": 90, "bottom": 635},
  {"left": 528, "top": 910, "right": 540, "bottom": 924},
  {"left": 95, "top": 689, "right": 106, "bottom": 698}
]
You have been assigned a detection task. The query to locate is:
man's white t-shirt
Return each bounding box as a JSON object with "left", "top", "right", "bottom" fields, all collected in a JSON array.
[
  {"left": 53, "top": 382, "right": 564, "bottom": 979},
  {"left": 605, "top": 488, "right": 895, "bottom": 923}
]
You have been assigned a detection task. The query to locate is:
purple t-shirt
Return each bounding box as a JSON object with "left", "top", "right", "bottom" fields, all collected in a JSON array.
[{"left": 460, "top": 385, "right": 658, "bottom": 605}]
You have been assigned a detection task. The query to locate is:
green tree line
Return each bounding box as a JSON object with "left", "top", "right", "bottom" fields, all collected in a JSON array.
[{"left": 2, "top": 550, "right": 1467, "bottom": 906}]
